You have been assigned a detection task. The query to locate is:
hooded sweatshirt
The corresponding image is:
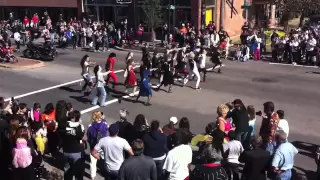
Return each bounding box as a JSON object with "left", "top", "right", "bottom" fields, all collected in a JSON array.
[
  {"left": 87, "top": 120, "right": 108, "bottom": 149},
  {"left": 143, "top": 130, "right": 168, "bottom": 158}
]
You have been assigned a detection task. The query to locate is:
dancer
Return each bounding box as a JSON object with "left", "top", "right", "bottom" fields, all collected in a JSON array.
[
  {"left": 157, "top": 59, "right": 174, "bottom": 93},
  {"left": 183, "top": 52, "right": 201, "bottom": 90},
  {"left": 198, "top": 47, "right": 207, "bottom": 82},
  {"left": 124, "top": 59, "right": 137, "bottom": 96},
  {"left": 105, "top": 52, "right": 118, "bottom": 89},
  {"left": 125, "top": 52, "right": 133, "bottom": 63},
  {"left": 80, "top": 54, "right": 95, "bottom": 96},
  {"left": 135, "top": 65, "right": 152, "bottom": 106},
  {"left": 92, "top": 65, "right": 111, "bottom": 107},
  {"left": 209, "top": 47, "right": 222, "bottom": 73}
]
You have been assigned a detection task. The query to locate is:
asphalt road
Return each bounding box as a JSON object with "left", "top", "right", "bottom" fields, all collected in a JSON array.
[{"left": 0, "top": 46, "right": 320, "bottom": 179}]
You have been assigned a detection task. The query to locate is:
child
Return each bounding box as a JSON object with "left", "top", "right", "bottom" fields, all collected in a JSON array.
[
  {"left": 12, "top": 127, "right": 37, "bottom": 179},
  {"left": 242, "top": 44, "right": 250, "bottom": 62},
  {"left": 29, "top": 102, "right": 41, "bottom": 123},
  {"left": 254, "top": 37, "right": 262, "bottom": 61},
  {"left": 247, "top": 105, "right": 256, "bottom": 137},
  {"left": 235, "top": 45, "right": 242, "bottom": 61},
  {"left": 34, "top": 122, "right": 48, "bottom": 155}
]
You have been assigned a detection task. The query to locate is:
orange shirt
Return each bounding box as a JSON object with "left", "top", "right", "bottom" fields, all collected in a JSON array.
[{"left": 40, "top": 109, "right": 56, "bottom": 123}]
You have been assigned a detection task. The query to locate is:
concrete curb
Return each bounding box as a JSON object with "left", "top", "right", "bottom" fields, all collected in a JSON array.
[
  {"left": 114, "top": 46, "right": 150, "bottom": 53},
  {"left": 0, "top": 58, "right": 45, "bottom": 69}
]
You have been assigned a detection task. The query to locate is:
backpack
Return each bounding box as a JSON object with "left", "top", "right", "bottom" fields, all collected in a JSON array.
[{"left": 89, "top": 123, "right": 107, "bottom": 147}]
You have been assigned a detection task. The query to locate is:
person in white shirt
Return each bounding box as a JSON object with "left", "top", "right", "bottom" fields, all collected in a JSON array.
[
  {"left": 163, "top": 130, "right": 192, "bottom": 180},
  {"left": 198, "top": 47, "right": 207, "bottom": 82},
  {"left": 91, "top": 65, "right": 111, "bottom": 107},
  {"left": 276, "top": 110, "right": 289, "bottom": 138},
  {"left": 306, "top": 34, "right": 317, "bottom": 65},
  {"left": 13, "top": 31, "right": 21, "bottom": 51},
  {"left": 223, "top": 131, "right": 244, "bottom": 180},
  {"left": 183, "top": 52, "right": 201, "bottom": 90},
  {"left": 91, "top": 123, "right": 134, "bottom": 180},
  {"left": 289, "top": 37, "right": 299, "bottom": 65},
  {"left": 210, "top": 31, "right": 220, "bottom": 47}
]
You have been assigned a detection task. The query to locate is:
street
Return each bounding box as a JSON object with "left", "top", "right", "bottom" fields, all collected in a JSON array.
[{"left": 0, "top": 47, "right": 320, "bottom": 179}]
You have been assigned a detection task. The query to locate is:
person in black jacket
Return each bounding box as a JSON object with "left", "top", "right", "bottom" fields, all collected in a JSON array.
[
  {"left": 61, "top": 110, "right": 85, "bottom": 180},
  {"left": 143, "top": 120, "right": 168, "bottom": 180},
  {"left": 118, "top": 139, "right": 157, "bottom": 180},
  {"left": 239, "top": 136, "right": 271, "bottom": 180},
  {"left": 232, "top": 99, "right": 250, "bottom": 148}
]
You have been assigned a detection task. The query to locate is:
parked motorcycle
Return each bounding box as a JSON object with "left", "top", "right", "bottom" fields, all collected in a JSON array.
[{"left": 23, "top": 43, "right": 57, "bottom": 60}]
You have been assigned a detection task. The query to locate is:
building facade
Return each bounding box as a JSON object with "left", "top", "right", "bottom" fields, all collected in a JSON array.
[{"left": 0, "top": 0, "right": 248, "bottom": 36}]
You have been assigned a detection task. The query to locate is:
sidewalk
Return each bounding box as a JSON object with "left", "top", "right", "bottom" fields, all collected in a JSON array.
[{"left": 0, "top": 58, "right": 44, "bottom": 69}]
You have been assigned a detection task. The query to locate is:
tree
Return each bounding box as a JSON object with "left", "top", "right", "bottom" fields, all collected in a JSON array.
[
  {"left": 141, "top": 0, "right": 162, "bottom": 41},
  {"left": 272, "top": 0, "right": 320, "bottom": 29}
]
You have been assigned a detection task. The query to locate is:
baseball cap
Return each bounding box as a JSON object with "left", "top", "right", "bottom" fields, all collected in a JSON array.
[
  {"left": 109, "top": 123, "right": 120, "bottom": 136},
  {"left": 169, "top": 117, "right": 178, "bottom": 125}
]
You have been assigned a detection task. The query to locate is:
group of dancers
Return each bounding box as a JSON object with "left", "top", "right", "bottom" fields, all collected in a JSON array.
[{"left": 79, "top": 44, "right": 223, "bottom": 106}]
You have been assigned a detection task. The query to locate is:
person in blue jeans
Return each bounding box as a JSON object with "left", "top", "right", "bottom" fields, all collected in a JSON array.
[
  {"left": 271, "top": 130, "right": 298, "bottom": 180},
  {"left": 91, "top": 65, "right": 111, "bottom": 107},
  {"left": 61, "top": 110, "right": 85, "bottom": 180}
]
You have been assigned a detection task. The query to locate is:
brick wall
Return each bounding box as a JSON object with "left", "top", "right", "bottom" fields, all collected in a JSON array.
[{"left": 214, "top": 0, "right": 246, "bottom": 37}]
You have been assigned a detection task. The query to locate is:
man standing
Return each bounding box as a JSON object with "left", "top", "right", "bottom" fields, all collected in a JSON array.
[
  {"left": 239, "top": 136, "right": 271, "bottom": 180},
  {"left": 91, "top": 123, "right": 134, "bottom": 180},
  {"left": 259, "top": 101, "right": 280, "bottom": 155},
  {"left": 119, "top": 139, "right": 157, "bottom": 180},
  {"left": 271, "top": 131, "right": 298, "bottom": 180}
]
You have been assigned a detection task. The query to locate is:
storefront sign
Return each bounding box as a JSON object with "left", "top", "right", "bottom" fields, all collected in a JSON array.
[{"left": 116, "top": 0, "right": 132, "bottom": 4}]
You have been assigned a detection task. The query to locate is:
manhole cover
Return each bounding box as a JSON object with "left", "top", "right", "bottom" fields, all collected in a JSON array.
[{"left": 252, "top": 78, "right": 279, "bottom": 83}]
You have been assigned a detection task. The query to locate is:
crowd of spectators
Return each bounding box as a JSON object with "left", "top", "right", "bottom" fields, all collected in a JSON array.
[{"left": 0, "top": 95, "right": 305, "bottom": 180}]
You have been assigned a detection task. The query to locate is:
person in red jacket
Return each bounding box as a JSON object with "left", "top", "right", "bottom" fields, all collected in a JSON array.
[
  {"left": 32, "top": 13, "right": 39, "bottom": 28},
  {"left": 23, "top": 16, "right": 29, "bottom": 27},
  {"left": 105, "top": 52, "right": 118, "bottom": 89}
]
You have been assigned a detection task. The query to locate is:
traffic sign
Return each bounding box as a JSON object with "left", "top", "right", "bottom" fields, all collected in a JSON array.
[{"left": 116, "top": 0, "right": 132, "bottom": 4}]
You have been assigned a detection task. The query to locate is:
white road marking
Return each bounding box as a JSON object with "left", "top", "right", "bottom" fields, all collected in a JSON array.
[
  {"left": 269, "top": 63, "right": 319, "bottom": 68},
  {"left": 4, "top": 69, "right": 126, "bottom": 102},
  {"left": 80, "top": 91, "right": 140, "bottom": 114}
]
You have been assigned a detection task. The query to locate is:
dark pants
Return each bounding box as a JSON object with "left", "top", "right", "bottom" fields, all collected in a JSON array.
[
  {"left": 154, "top": 159, "right": 165, "bottom": 180},
  {"left": 73, "top": 35, "right": 79, "bottom": 49},
  {"left": 291, "top": 51, "right": 299, "bottom": 63},
  {"left": 13, "top": 165, "right": 36, "bottom": 180},
  {"left": 226, "top": 162, "right": 240, "bottom": 180},
  {"left": 198, "top": 67, "right": 207, "bottom": 82},
  {"left": 64, "top": 152, "right": 84, "bottom": 180},
  {"left": 15, "top": 40, "right": 20, "bottom": 50},
  {"left": 236, "top": 131, "right": 248, "bottom": 144},
  {"left": 103, "top": 167, "right": 119, "bottom": 180}
]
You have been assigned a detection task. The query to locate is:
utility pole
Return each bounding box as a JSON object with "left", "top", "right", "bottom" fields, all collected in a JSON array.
[{"left": 219, "top": 0, "right": 225, "bottom": 29}]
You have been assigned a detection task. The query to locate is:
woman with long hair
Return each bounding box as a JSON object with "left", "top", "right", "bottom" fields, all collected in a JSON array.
[
  {"left": 55, "top": 100, "right": 68, "bottom": 124},
  {"left": 80, "top": 54, "right": 95, "bottom": 96},
  {"left": 125, "top": 52, "right": 133, "bottom": 63},
  {"left": 92, "top": 65, "right": 111, "bottom": 107},
  {"left": 124, "top": 58, "right": 137, "bottom": 96},
  {"left": 127, "top": 114, "right": 149, "bottom": 143}
]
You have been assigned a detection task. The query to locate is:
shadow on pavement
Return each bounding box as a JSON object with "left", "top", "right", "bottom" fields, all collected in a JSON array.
[
  {"left": 293, "top": 166, "right": 317, "bottom": 180},
  {"left": 291, "top": 141, "right": 318, "bottom": 159}
]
